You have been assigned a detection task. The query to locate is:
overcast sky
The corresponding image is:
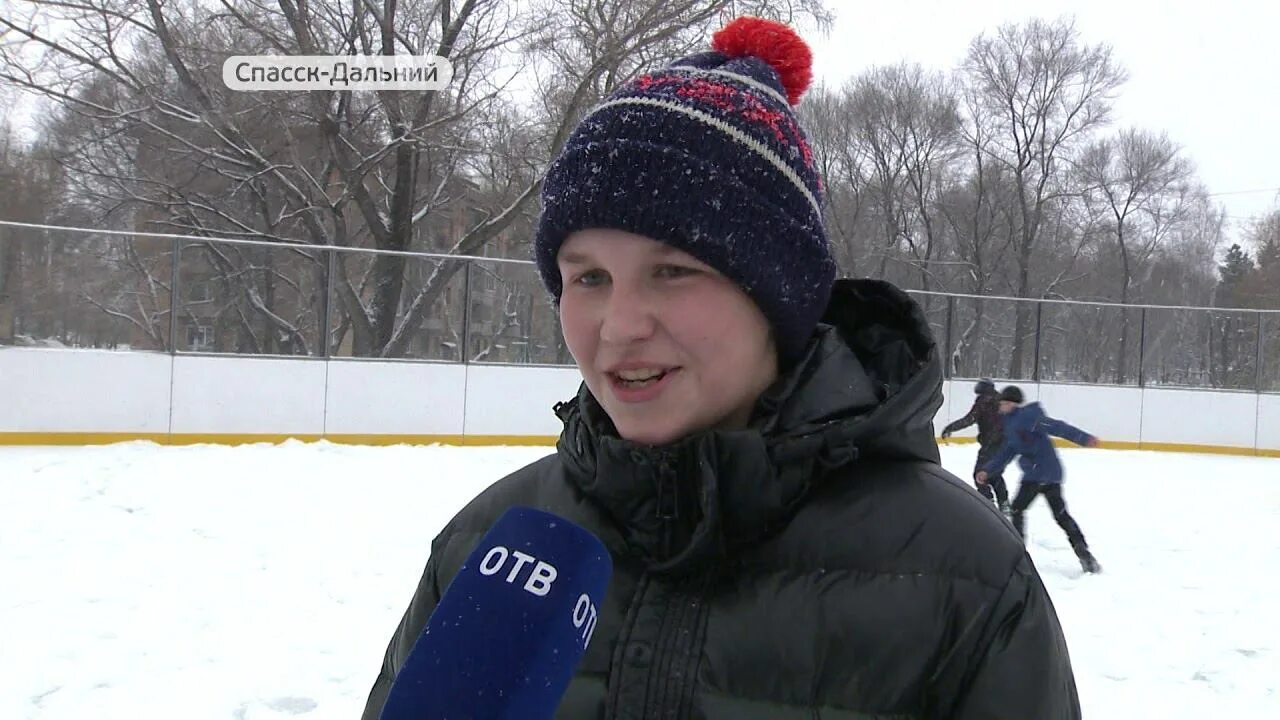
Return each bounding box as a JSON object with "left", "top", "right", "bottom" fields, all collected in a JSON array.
[
  {"left": 808, "top": 0, "right": 1280, "bottom": 245},
  {"left": 5, "top": 1, "right": 1276, "bottom": 246}
]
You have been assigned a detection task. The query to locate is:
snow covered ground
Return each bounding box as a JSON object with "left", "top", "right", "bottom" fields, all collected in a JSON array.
[{"left": 2, "top": 441, "right": 1277, "bottom": 719}]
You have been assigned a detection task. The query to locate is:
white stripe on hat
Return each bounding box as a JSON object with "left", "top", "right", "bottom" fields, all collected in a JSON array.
[
  {"left": 586, "top": 96, "right": 821, "bottom": 218},
  {"left": 666, "top": 65, "right": 792, "bottom": 108}
]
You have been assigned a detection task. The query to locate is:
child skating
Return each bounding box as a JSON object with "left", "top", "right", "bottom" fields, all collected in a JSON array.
[
  {"left": 942, "top": 378, "right": 1011, "bottom": 515},
  {"left": 978, "top": 386, "right": 1103, "bottom": 574}
]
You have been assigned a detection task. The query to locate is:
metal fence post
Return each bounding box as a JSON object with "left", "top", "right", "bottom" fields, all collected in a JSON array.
[
  {"left": 1137, "top": 307, "right": 1147, "bottom": 388},
  {"left": 525, "top": 292, "right": 536, "bottom": 364},
  {"left": 1256, "top": 311, "right": 1265, "bottom": 393},
  {"left": 461, "top": 260, "right": 473, "bottom": 363},
  {"left": 943, "top": 295, "right": 955, "bottom": 379},
  {"left": 169, "top": 237, "right": 181, "bottom": 353},
  {"left": 1032, "top": 300, "right": 1043, "bottom": 382},
  {"left": 321, "top": 248, "right": 335, "bottom": 358}
]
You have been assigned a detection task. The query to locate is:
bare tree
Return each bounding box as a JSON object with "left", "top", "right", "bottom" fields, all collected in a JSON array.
[
  {"left": 932, "top": 83, "right": 1021, "bottom": 375},
  {"left": 0, "top": 123, "right": 68, "bottom": 344},
  {"left": 0, "top": 124, "right": 22, "bottom": 342},
  {"left": 844, "top": 65, "right": 959, "bottom": 290},
  {"left": 1245, "top": 209, "right": 1280, "bottom": 389},
  {"left": 2, "top": 0, "right": 829, "bottom": 358},
  {"left": 1077, "top": 128, "right": 1192, "bottom": 380},
  {"left": 963, "top": 17, "right": 1126, "bottom": 377},
  {"left": 797, "top": 83, "right": 869, "bottom": 272},
  {"left": 1245, "top": 209, "right": 1280, "bottom": 306}
]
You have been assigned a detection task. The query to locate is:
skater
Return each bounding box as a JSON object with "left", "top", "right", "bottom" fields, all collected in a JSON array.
[
  {"left": 978, "top": 386, "right": 1102, "bottom": 574},
  {"left": 363, "top": 17, "right": 1081, "bottom": 719},
  {"left": 941, "top": 378, "right": 1011, "bottom": 514}
]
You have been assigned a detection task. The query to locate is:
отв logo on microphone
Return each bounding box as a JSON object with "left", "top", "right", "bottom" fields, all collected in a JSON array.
[{"left": 474, "top": 543, "right": 601, "bottom": 649}]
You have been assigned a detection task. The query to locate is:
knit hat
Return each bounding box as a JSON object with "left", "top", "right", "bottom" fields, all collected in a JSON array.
[
  {"left": 533, "top": 16, "right": 836, "bottom": 365},
  {"left": 974, "top": 378, "right": 995, "bottom": 395},
  {"left": 999, "top": 386, "right": 1025, "bottom": 404}
]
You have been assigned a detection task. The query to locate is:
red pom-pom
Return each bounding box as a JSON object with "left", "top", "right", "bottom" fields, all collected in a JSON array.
[{"left": 711, "top": 16, "right": 813, "bottom": 105}]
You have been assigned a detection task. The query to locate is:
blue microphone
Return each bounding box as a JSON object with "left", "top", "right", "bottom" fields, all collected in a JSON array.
[{"left": 379, "top": 506, "right": 613, "bottom": 720}]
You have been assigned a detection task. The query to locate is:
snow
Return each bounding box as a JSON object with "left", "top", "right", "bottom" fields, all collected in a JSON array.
[{"left": 1, "top": 441, "right": 1277, "bottom": 719}]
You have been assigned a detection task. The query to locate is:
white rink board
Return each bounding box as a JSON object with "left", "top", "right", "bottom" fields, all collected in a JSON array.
[
  {"left": 1255, "top": 394, "right": 1280, "bottom": 453},
  {"left": 324, "top": 360, "right": 466, "bottom": 436},
  {"left": 1, "top": 347, "right": 1275, "bottom": 452},
  {"left": 170, "top": 355, "right": 328, "bottom": 435},
  {"left": 1038, "top": 383, "right": 1143, "bottom": 445},
  {"left": 0, "top": 348, "right": 171, "bottom": 433},
  {"left": 463, "top": 364, "right": 583, "bottom": 437},
  {"left": 1140, "top": 388, "right": 1258, "bottom": 450}
]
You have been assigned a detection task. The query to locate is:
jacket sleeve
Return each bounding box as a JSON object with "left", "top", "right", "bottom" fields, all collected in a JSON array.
[
  {"left": 941, "top": 557, "right": 1082, "bottom": 719},
  {"left": 360, "top": 546, "right": 445, "bottom": 720},
  {"left": 942, "top": 402, "right": 979, "bottom": 435},
  {"left": 982, "top": 438, "right": 1017, "bottom": 476},
  {"left": 1042, "top": 417, "right": 1095, "bottom": 447}
]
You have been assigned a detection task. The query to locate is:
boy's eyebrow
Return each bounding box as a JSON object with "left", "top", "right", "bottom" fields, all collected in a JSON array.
[
  {"left": 559, "top": 245, "right": 684, "bottom": 265},
  {"left": 558, "top": 251, "right": 592, "bottom": 265}
]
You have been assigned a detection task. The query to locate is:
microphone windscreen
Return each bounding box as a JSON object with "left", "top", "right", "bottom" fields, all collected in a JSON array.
[{"left": 379, "top": 506, "right": 613, "bottom": 720}]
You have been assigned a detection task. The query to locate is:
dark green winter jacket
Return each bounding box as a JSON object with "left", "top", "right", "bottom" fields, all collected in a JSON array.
[{"left": 361, "top": 278, "right": 1081, "bottom": 720}]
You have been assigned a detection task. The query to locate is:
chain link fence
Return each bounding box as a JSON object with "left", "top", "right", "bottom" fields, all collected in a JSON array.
[{"left": 2, "top": 221, "right": 1277, "bottom": 392}]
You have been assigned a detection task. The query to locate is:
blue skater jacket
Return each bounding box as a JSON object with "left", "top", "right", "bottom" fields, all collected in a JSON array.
[{"left": 983, "top": 402, "right": 1096, "bottom": 485}]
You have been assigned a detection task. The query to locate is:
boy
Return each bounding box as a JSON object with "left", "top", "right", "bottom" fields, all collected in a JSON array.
[
  {"left": 364, "top": 18, "right": 1082, "bottom": 719},
  {"left": 942, "top": 378, "right": 1011, "bottom": 514},
  {"left": 978, "top": 386, "right": 1102, "bottom": 573}
]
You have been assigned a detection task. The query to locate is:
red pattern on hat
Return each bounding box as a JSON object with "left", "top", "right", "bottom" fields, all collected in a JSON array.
[{"left": 631, "top": 74, "right": 816, "bottom": 173}]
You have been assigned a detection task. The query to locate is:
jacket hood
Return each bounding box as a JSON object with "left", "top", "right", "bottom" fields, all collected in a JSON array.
[{"left": 552, "top": 278, "right": 944, "bottom": 573}]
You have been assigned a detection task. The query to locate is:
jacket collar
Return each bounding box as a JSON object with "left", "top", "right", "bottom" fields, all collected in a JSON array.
[{"left": 553, "top": 279, "right": 943, "bottom": 573}]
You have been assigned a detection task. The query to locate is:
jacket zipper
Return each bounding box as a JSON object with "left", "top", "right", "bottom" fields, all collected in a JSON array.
[{"left": 655, "top": 451, "right": 678, "bottom": 560}]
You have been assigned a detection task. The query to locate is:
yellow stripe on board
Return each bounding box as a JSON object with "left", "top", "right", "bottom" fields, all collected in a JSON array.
[
  {"left": 0, "top": 432, "right": 1274, "bottom": 457},
  {"left": 0, "top": 432, "right": 177, "bottom": 446}
]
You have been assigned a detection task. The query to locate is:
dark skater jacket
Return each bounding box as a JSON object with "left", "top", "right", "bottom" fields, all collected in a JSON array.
[
  {"left": 361, "top": 278, "right": 1081, "bottom": 720},
  {"left": 942, "top": 391, "right": 1005, "bottom": 453}
]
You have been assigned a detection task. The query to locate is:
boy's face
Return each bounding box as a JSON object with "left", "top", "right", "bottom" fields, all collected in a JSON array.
[
  {"left": 557, "top": 228, "right": 778, "bottom": 446},
  {"left": 999, "top": 400, "right": 1018, "bottom": 414}
]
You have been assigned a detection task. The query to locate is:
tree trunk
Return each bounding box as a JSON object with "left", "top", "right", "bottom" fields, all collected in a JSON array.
[
  {"left": 314, "top": 253, "right": 329, "bottom": 356},
  {"left": 956, "top": 297, "right": 986, "bottom": 377},
  {"left": 263, "top": 248, "right": 277, "bottom": 354},
  {"left": 1117, "top": 230, "right": 1132, "bottom": 384},
  {"left": 0, "top": 230, "right": 18, "bottom": 343},
  {"left": 1008, "top": 238, "right": 1034, "bottom": 378}
]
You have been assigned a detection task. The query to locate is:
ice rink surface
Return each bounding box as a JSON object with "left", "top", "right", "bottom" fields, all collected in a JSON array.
[{"left": 2, "top": 441, "right": 1277, "bottom": 719}]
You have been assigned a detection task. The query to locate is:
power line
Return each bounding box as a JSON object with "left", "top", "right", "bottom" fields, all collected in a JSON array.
[
  {"left": 1205, "top": 187, "right": 1280, "bottom": 198},
  {"left": 0, "top": 219, "right": 537, "bottom": 266},
  {"left": 5, "top": 219, "right": 1278, "bottom": 315}
]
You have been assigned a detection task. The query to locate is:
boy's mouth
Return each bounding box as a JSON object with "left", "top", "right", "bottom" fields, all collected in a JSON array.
[{"left": 612, "top": 367, "right": 670, "bottom": 388}]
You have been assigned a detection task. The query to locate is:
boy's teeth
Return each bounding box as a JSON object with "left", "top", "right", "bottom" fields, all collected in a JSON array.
[{"left": 618, "top": 368, "right": 663, "bottom": 381}]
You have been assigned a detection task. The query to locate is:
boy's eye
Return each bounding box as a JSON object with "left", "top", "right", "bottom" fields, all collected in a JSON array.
[
  {"left": 656, "top": 264, "right": 699, "bottom": 279},
  {"left": 571, "top": 269, "right": 608, "bottom": 287}
]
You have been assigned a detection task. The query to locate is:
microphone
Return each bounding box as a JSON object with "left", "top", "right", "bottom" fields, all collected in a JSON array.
[{"left": 379, "top": 506, "right": 613, "bottom": 720}]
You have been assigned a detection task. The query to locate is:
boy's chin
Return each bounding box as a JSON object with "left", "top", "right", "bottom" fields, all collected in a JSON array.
[
  {"left": 615, "top": 422, "right": 688, "bottom": 447},
  {"left": 610, "top": 411, "right": 702, "bottom": 446}
]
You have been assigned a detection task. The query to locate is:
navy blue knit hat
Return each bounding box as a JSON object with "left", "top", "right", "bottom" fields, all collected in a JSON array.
[
  {"left": 533, "top": 16, "right": 836, "bottom": 365},
  {"left": 999, "top": 386, "right": 1025, "bottom": 404}
]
